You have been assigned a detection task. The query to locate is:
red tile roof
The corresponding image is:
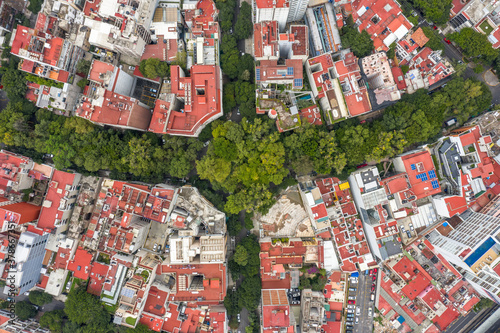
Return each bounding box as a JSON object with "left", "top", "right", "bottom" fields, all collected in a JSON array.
[
  {"left": 334, "top": 53, "right": 371, "bottom": 116},
  {"left": 0, "top": 202, "right": 41, "bottom": 229},
  {"left": 38, "top": 170, "right": 77, "bottom": 230},
  {"left": 402, "top": 274, "right": 430, "bottom": 300},
  {"left": 300, "top": 105, "right": 323, "bottom": 125},
  {"left": 352, "top": 0, "right": 412, "bottom": 51},
  {"left": 163, "top": 65, "right": 223, "bottom": 136},
  {"left": 399, "top": 150, "right": 441, "bottom": 199},
  {"left": 256, "top": 59, "right": 303, "bottom": 89},
  {"left": 255, "top": 0, "right": 288, "bottom": 8},
  {"left": 254, "top": 21, "right": 279, "bottom": 59},
  {"left": 392, "top": 66, "right": 407, "bottom": 90},
  {"left": 67, "top": 247, "right": 93, "bottom": 280}
]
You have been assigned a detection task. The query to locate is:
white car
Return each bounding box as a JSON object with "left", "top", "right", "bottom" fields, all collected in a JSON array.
[
  {"left": 409, "top": 223, "right": 414, "bottom": 231},
  {"left": 237, "top": 314, "right": 240, "bottom": 323},
  {"left": 368, "top": 307, "right": 373, "bottom": 317},
  {"left": 356, "top": 307, "right": 360, "bottom": 316},
  {"left": 355, "top": 316, "right": 359, "bottom": 324}
]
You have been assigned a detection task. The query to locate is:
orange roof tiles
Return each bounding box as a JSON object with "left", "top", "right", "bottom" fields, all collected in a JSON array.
[
  {"left": 67, "top": 247, "right": 93, "bottom": 280},
  {"left": 411, "top": 28, "right": 429, "bottom": 47},
  {"left": 165, "top": 65, "right": 223, "bottom": 136}
]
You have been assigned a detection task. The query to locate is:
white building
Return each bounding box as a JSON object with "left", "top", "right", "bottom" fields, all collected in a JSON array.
[
  {"left": 287, "top": 0, "right": 308, "bottom": 22},
  {"left": 7, "top": 229, "right": 49, "bottom": 295},
  {"left": 427, "top": 209, "right": 500, "bottom": 302},
  {"left": 254, "top": 0, "right": 290, "bottom": 31}
]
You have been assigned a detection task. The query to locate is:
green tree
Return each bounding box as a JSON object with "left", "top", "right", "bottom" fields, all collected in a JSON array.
[
  {"left": 77, "top": 79, "right": 89, "bottom": 89},
  {"left": 126, "top": 324, "right": 154, "bottom": 333},
  {"left": 421, "top": 26, "right": 445, "bottom": 51},
  {"left": 474, "top": 64, "right": 484, "bottom": 73},
  {"left": 39, "top": 310, "right": 65, "bottom": 333},
  {"left": 64, "top": 286, "right": 110, "bottom": 327},
  {"left": 448, "top": 28, "right": 499, "bottom": 64},
  {"left": 340, "top": 16, "right": 374, "bottom": 57},
  {"left": 221, "top": 35, "right": 237, "bottom": 54},
  {"left": 76, "top": 59, "right": 92, "bottom": 75},
  {"left": 171, "top": 51, "right": 187, "bottom": 71},
  {"left": 15, "top": 301, "right": 37, "bottom": 320},
  {"left": 412, "top": 0, "right": 452, "bottom": 24},
  {"left": 234, "top": 245, "right": 249, "bottom": 266},
  {"left": 235, "top": 2, "right": 253, "bottom": 40},
  {"left": 139, "top": 58, "right": 169, "bottom": 79},
  {"left": 29, "top": 290, "right": 53, "bottom": 306}
]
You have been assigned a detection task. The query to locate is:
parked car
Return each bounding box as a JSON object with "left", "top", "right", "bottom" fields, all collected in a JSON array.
[
  {"left": 368, "top": 307, "right": 373, "bottom": 317},
  {"left": 129, "top": 66, "right": 135, "bottom": 70},
  {"left": 407, "top": 231, "right": 412, "bottom": 239},
  {"left": 153, "top": 243, "right": 158, "bottom": 251},
  {"left": 348, "top": 300, "right": 355, "bottom": 305},
  {"left": 237, "top": 314, "right": 240, "bottom": 323},
  {"left": 371, "top": 285, "right": 375, "bottom": 292},
  {"left": 444, "top": 37, "right": 451, "bottom": 44},
  {"left": 347, "top": 305, "right": 355, "bottom": 309},
  {"left": 346, "top": 317, "right": 354, "bottom": 322},
  {"left": 372, "top": 275, "right": 376, "bottom": 281},
  {"left": 409, "top": 223, "right": 414, "bottom": 231},
  {"left": 400, "top": 225, "right": 406, "bottom": 233},
  {"left": 369, "top": 269, "right": 373, "bottom": 275},
  {"left": 356, "top": 307, "right": 360, "bottom": 316},
  {"left": 355, "top": 317, "right": 359, "bottom": 324},
  {"left": 373, "top": 268, "right": 378, "bottom": 274},
  {"left": 347, "top": 313, "right": 354, "bottom": 318},
  {"left": 348, "top": 287, "right": 356, "bottom": 292},
  {"left": 347, "top": 309, "right": 354, "bottom": 314},
  {"left": 348, "top": 296, "right": 356, "bottom": 300}
]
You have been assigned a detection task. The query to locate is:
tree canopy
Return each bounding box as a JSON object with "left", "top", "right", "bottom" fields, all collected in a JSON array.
[
  {"left": 235, "top": 2, "right": 253, "bottom": 40},
  {"left": 411, "top": 0, "right": 452, "bottom": 24},
  {"left": 421, "top": 26, "right": 445, "bottom": 52},
  {"left": 15, "top": 301, "right": 37, "bottom": 321},
  {"left": 197, "top": 119, "right": 288, "bottom": 214},
  {"left": 39, "top": 310, "right": 65, "bottom": 333},
  {"left": 340, "top": 16, "right": 374, "bottom": 58},
  {"left": 139, "top": 58, "right": 169, "bottom": 79},
  {"left": 29, "top": 290, "right": 53, "bottom": 306},
  {"left": 448, "top": 28, "right": 499, "bottom": 64}
]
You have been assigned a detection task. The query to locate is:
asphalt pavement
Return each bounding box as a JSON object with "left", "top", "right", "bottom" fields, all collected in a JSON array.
[
  {"left": 0, "top": 90, "right": 8, "bottom": 112},
  {"left": 351, "top": 272, "right": 374, "bottom": 333},
  {"left": 0, "top": 289, "right": 65, "bottom": 313}
]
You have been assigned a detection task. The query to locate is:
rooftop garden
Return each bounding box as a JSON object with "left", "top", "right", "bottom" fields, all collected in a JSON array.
[{"left": 479, "top": 20, "right": 494, "bottom": 35}]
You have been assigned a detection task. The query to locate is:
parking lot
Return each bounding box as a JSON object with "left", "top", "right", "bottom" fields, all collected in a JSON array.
[
  {"left": 287, "top": 288, "right": 301, "bottom": 305},
  {"left": 398, "top": 219, "right": 417, "bottom": 243},
  {"left": 345, "top": 270, "right": 378, "bottom": 333},
  {"left": 144, "top": 220, "right": 169, "bottom": 253}
]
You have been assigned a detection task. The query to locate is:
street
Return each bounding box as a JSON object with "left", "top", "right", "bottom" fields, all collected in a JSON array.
[
  {"left": 419, "top": 21, "right": 500, "bottom": 104},
  {"left": 0, "top": 289, "right": 65, "bottom": 314},
  {"left": 350, "top": 272, "right": 374, "bottom": 333}
]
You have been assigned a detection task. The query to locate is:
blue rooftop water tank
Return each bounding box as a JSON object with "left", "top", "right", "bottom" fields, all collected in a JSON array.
[{"left": 443, "top": 222, "right": 449, "bottom": 227}]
